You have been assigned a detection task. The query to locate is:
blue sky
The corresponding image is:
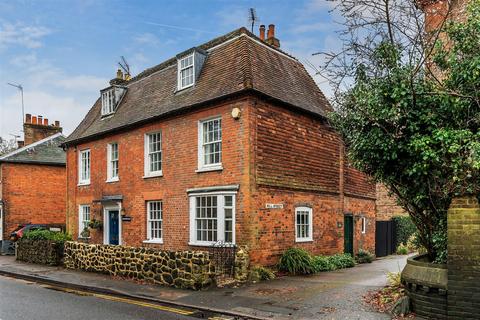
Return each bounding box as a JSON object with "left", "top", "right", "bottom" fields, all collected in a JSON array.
[{"left": 0, "top": 0, "right": 339, "bottom": 140}]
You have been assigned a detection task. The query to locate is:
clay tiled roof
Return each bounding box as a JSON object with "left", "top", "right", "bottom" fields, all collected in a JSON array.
[
  {"left": 65, "top": 28, "right": 331, "bottom": 145},
  {"left": 0, "top": 133, "right": 66, "bottom": 166}
]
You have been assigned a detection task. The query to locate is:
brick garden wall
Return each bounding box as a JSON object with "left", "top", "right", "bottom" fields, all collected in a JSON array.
[
  {"left": 447, "top": 196, "right": 480, "bottom": 319},
  {"left": 1, "top": 163, "right": 66, "bottom": 239}
]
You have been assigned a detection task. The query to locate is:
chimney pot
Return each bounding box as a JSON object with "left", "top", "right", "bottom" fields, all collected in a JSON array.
[
  {"left": 44, "top": 118, "right": 49, "bottom": 126},
  {"left": 116, "top": 68, "right": 124, "bottom": 79},
  {"left": 259, "top": 25, "right": 266, "bottom": 41},
  {"left": 25, "top": 113, "right": 32, "bottom": 124},
  {"left": 54, "top": 120, "right": 60, "bottom": 127},
  {"left": 38, "top": 116, "right": 43, "bottom": 125},
  {"left": 267, "top": 24, "right": 275, "bottom": 39},
  {"left": 32, "top": 116, "right": 37, "bottom": 124}
]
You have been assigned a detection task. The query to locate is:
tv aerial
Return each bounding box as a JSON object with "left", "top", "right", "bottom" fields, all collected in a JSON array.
[
  {"left": 248, "top": 8, "right": 259, "bottom": 33},
  {"left": 118, "top": 56, "right": 131, "bottom": 77}
]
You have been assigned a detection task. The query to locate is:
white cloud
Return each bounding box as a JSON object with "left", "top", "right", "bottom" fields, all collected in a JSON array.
[
  {"left": 1, "top": 90, "right": 92, "bottom": 137},
  {"left": 9, "top": 53, "right": 38, "bottom": 67},
  {"left": 0, "top": 59, "right": 107, "bottom": 138},
  {"left": 0, "top": 21, "right": 51, "bottom": 50},
  {"left": 134, "top": 33, "right": 160, "bottom": 46}
]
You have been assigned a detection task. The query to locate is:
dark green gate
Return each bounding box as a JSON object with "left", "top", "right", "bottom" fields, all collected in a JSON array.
[{"left": 344, "top": 215, "right": 354, "bottom": 255}]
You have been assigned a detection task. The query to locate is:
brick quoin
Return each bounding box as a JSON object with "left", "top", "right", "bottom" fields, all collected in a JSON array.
[
  {"left": 1, "top": 163, "right": 66, "bottom": 238},
  {"left": 67, "top": 95, "right": 376, "bottom": 265}
]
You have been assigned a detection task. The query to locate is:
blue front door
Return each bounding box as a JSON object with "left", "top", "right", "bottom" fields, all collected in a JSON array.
[{"left": 108, "top": 210, "right": 119, "bottom": 245}]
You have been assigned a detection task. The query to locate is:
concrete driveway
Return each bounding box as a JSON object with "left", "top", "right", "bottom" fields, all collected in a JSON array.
[{"left": 189, "top": 254, "right": 409, "bottom": 319}]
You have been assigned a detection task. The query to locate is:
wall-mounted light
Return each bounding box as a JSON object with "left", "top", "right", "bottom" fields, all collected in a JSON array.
[{"left": 231, "top": 107, "right": 241, "bottom": 120}]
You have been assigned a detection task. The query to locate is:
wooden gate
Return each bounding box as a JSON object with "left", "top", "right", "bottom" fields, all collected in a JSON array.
[{"left": 375, "top": 220, "right": 396, "bottom": 257}]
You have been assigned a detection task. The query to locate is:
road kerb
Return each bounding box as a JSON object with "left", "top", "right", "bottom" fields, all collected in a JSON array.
[{"left": 0, "top": 269, "right": 268, "bottom": 320}]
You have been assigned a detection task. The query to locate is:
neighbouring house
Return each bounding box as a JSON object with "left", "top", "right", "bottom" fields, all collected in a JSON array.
[
  {"left": 63, "top": 25, "right": 376, "bottom": 265},
  {"left": 0, "top": 114, "right": 66, "bottom": 245}
]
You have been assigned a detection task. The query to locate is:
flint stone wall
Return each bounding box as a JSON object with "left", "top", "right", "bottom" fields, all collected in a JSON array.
[
  {"left": 16, "top": 239, "right": 64, "bottom": 266},
  {"left": 64, "top": 242, "right": 215, "bottom": 290}
]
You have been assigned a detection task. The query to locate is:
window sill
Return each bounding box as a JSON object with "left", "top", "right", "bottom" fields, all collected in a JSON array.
[
  {"left": 143, "top": 172, "right": 163, "bottom": 179},
  {"left": 106, "top": 178, "right": 119, "bottom": 183},
  {"left": 295, "top": 238, "right": 313, "bottom": 243},
  {"left": 188, "top": 241, "right": 235, "bottom": 247},
  {"left": 143, "top": 239, "right": 163, "bottom": 244},
  {"left": 78, "top": 182, "right": 90, "bottom": 187},
  {"left": 195, "top": 165, "right": 223, "bottom": 173}
]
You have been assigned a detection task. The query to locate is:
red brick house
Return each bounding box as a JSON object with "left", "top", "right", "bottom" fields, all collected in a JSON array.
[
  {"left": 0, "top": 114, "right": 66, "bottom": 243},
  {"left": 63, "top": 26, "right": 376, "bottom": 265}
]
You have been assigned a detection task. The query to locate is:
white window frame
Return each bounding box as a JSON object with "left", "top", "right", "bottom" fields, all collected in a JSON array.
[
  {"left": 101, "top": 89, "right": 115, "bottom": 116},
  {"left": 361, "top": 217, "right": 367, "bottom": 234},
  {"left": 197, "top": 117, "right": 222, "bottom": 172},
  {"left": 144, "top": 132, "right": 163, "bottom": 178},
  {"left": 78, "top": 149, "right": 91, "bottom": 185},
  {"left": 144, "top": 201, "right": 163, "bottom": 244},
  {"left": 295, "top": 207, "right": 313, "bottom": 242},
  {"left": 177, "top": 53, "right": 195, "bottom": 90},
  {"left": 78, "top": 205, "right": 91, "bottom": 238},
  {"left": 189, "top": 191, "right": 236, "bottom": 246},
  {"left": 106, "top": 143, "right": 119, "bottom": 182}
]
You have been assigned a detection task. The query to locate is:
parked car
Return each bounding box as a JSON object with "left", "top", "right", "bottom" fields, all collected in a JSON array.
[{"left": 10, "top": 224, "right": 64, "bottom": 241}]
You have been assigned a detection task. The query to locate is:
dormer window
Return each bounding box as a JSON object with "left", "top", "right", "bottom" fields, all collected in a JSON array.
[
  {"left": 100, "top": 85, "right": 127, "bottom": 117},
  {"left": 102, "top": 89, "right": 116, "bottom": 116},
  {"left": 178, "top": 54, "right": 194, "bottom": 90},
  {"left": 177, "top": 48, "right": 207, "bottom": 91}
]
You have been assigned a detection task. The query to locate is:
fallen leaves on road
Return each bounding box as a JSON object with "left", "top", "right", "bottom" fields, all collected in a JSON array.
[{"left": 363, "top": 285, "right": 415, "bottom": 319}]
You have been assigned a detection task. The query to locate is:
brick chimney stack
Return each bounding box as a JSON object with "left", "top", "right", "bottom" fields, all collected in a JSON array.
[
  {"left": 261, "top": 24, "right": 280, "bottom": 48},
  {"left": 259, "top": 25, "right": 266, "bottom": 41},
  {"left": 23, "top": 113, "right": 63, "bottom": 146}
]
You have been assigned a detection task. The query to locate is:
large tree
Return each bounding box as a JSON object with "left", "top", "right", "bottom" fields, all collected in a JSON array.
[{"left": 322, "top": 0, "right": 480, "bottom": 263}]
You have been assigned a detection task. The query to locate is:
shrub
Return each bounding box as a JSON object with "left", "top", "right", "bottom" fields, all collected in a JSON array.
[
  {"left": 329, "top": 253, "right": 356, "bottom": 269},
  {"left": 396, "top": 243, "right": 408, "bottom": 255},
  {"left": 277, "top": 248, "right": 313, "bottom": 275},
  {"left": 407, "top": 233, "right": 427, "bottom": 254},
  {"left": 312, "top": 254, "right": 356, "bottom": 272},
  {"left": 387, "top": 272, "right": 401, "bottom": 287},
  {"left": 392, "top": 216, "right": 417, "bottom": 248},
  {"left": 251, "top": 266, "right": 276, "bottom": 281},
  {"left": 311, "top": 256, "right": 334, "bottom": 272},
  {"left": 355, "top": 249, "right": 374, "bottom": 263},
  {"left": 22, "top": 230, "right": 72, "bottom": 244}
]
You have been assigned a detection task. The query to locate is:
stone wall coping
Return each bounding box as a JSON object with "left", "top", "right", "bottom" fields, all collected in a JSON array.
[{"left": 402, "top": 254, "right": 447, "bottom": 290}]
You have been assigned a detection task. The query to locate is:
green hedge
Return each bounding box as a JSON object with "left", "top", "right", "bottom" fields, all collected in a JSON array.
[
  {"left": 22, "top": 230, "right": 72, "bottom": 244},
  {"left": 392, "top": 216, "right": 417, "bottom": 247}
]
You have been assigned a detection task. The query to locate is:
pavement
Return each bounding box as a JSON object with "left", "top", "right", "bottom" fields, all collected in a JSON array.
[{"left": 0, "top": 254, "right": 409, "bottom": 320}]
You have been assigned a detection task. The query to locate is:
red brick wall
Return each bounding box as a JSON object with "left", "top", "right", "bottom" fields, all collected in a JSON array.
[
  {"left": 376, "top": 184, "right": 408, "bottom": 221},
  {"left": 250, "top": 100, "right": 376, "bottom": 265},
  {"left": 66, "top": 97, "right": 254, "bottom": 249},
  {"left": 1, "top": 163, "right": 66, "bottom": 238}
]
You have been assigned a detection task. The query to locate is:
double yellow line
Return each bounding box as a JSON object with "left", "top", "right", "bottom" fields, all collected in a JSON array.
[{"left": 39, "top": 284, "right": 195, "bottom": 316}]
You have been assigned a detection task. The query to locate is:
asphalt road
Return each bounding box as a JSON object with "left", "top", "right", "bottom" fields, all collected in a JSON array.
[{"left": 0, "top": 275, "right": 199, "bottom": 320}]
